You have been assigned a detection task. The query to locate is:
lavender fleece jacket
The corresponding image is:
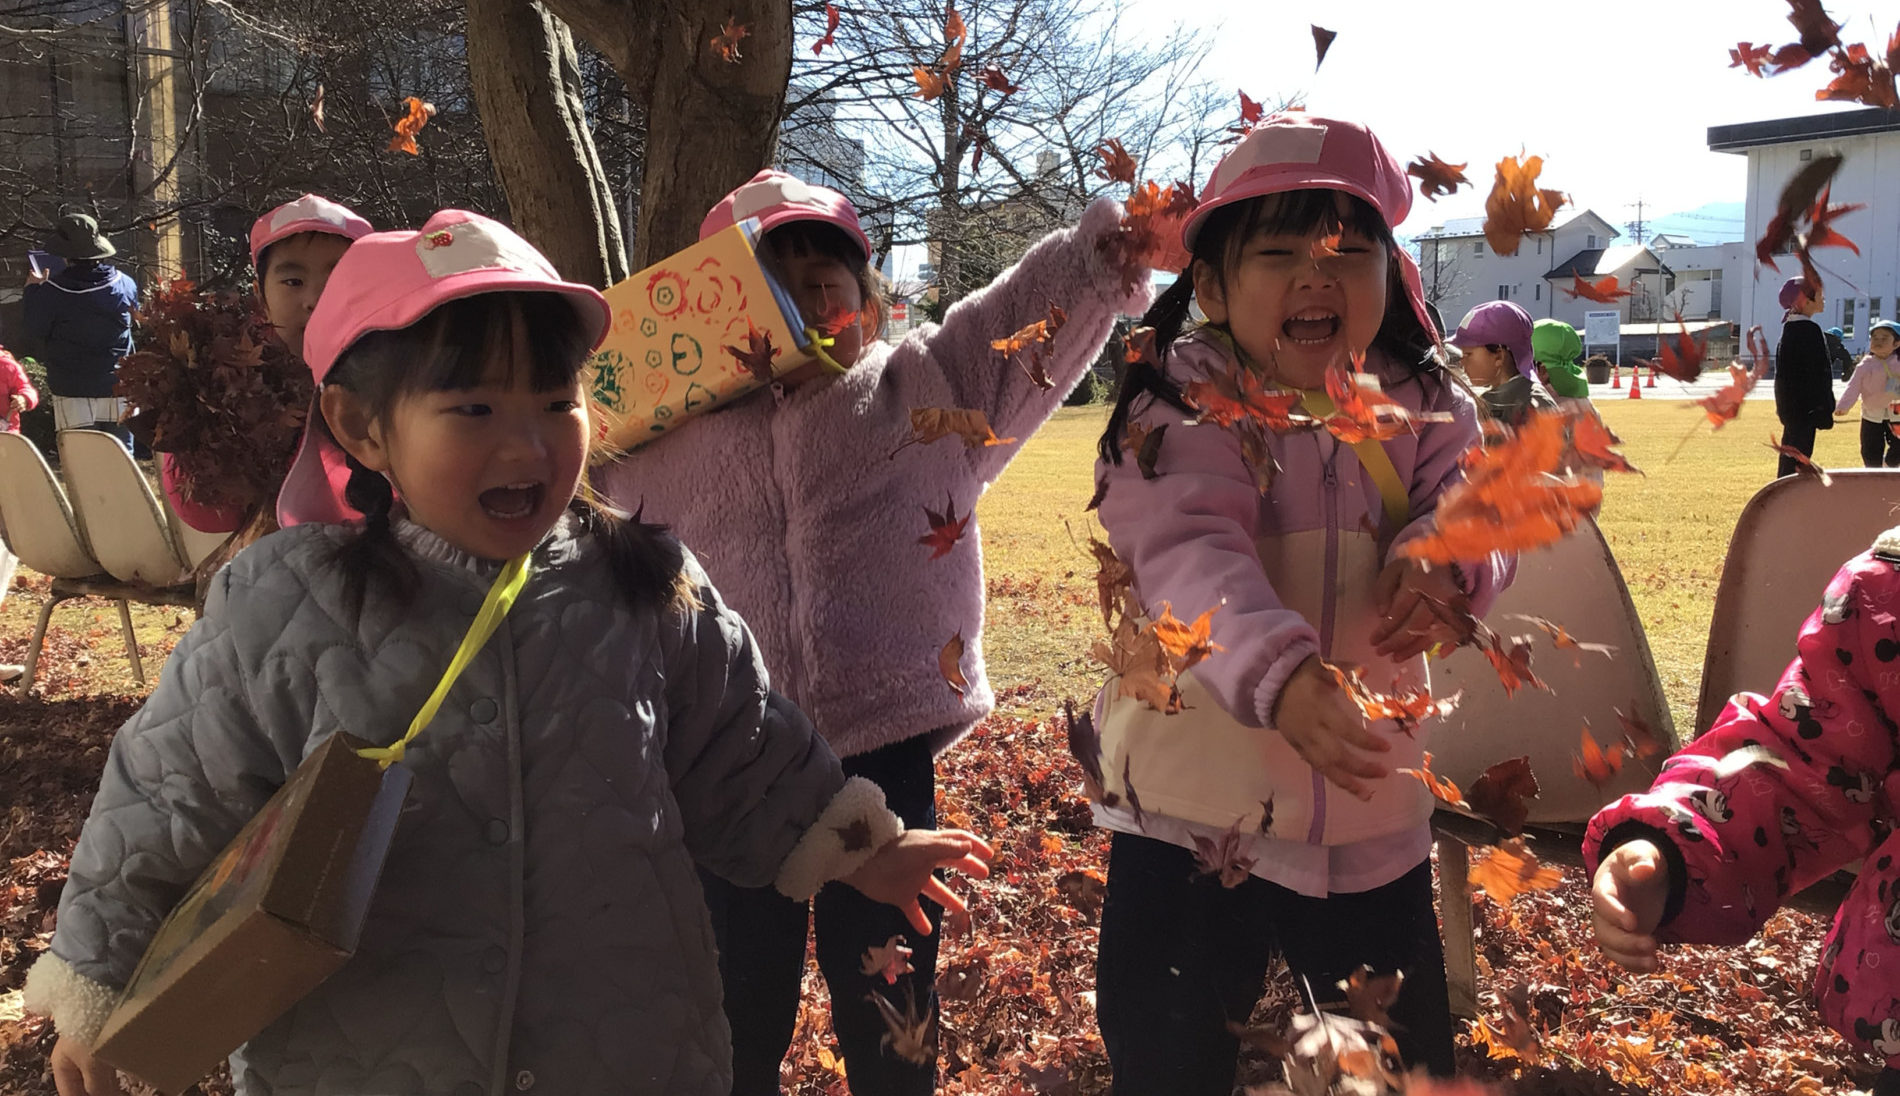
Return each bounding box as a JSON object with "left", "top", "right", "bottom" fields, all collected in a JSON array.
[{"left": 600, "top": 197, "right": 1152, "bottom": 759}]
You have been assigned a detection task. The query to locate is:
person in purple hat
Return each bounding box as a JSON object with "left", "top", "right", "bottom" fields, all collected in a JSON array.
[
  {"left": 1447, "top": 300, "right": 1549, "bottom": 426},
  {"left": 1774, "top": 275, "right": 1835, "bottom": 478}
]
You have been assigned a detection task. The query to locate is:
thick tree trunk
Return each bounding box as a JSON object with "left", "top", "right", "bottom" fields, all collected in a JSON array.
[
  {"left": 465, "top": 0, "right": 629, "bottom": 288},
  {"left": 538, "top": 0, "right": 792, "bottom": 268}
]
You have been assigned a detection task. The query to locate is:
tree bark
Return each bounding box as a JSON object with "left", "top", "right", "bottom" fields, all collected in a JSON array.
[
  {"left": 465, "top": 0, "right": 629, "bottom": 288},
  {"left": 538, "top": 0, "right": 792, "bottom": 268}
]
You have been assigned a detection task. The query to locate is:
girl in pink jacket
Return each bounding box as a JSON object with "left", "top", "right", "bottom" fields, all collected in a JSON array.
[
  {"left": 597, "top": 171, "right": 1163, "bottom": 1094},
  {"left": 1589, "top": 529, "right": 1900, "bottom": 1096},
  {"left": 1089, "top": 114, "right": 1507, "bottom": 1090},
  {"left": 1, "top": 344, "right": 39, "bottom": 432}
]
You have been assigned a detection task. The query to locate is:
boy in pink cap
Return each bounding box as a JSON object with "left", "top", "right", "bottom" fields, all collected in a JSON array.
[
  {"left": 1089, "top": 112, "right": 1509, "bottom": 1088},
  {"left": 28, "top": 208, "right": 991, "bottom": 1096},
  {"left": 1774, "top": 274, "right": 1836, "bottom": 478},
  {"left": 160, "top": 194, "right": 374, "bottom": 534},
  {"left": 1447, "top": 299, "right": 1550, "bottom": 426},
  {"left": 598, "top": 167, "right": 1167, "bottom": 1094}
]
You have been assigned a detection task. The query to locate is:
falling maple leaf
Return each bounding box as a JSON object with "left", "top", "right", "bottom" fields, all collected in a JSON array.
[
  {"left": 1092, "top": 615, "right": 1182, "bottom": 714},
  {"left": 1063, "top": 698, "right": 1116, "bottom": 806},
  {"left": 939, "top": 2, "right": 966, "bottom": 75},
  {"left": 710, "top": 16, "right": 749, "bottom": 63},
  {"left": 1395, "top": 751, "right": 1466, "bottom": 808},
  {"left": 1464, "top": 755, "right": 1540, "bottom": 835},
  {"left": 1407, "top": 153, "right": 1470, "bottom": 202},
  {"left": 1338, "top": 965, "right": 1403, "bottom": 1029},
  {"left": 1468, "top": 837, "right": 1562, "bottom": 905},
  {"left": 1817, "top": 41, "right": 1900, "bottom": 109},
  {"left": 1087, "top": 535, "right": 1134, "bottom": 630},
  {"left": 1149, "top": 600, "right": 1223, "bottom": 673},
  {"left": 1786, "top": 0, "right": 1845, "bottom": 58},
  {"left": 1124, "top": 420, "right": 1167, "bottom": 480},
  {"left": 1694, "top": 362, "right": 1763, "bottom": 430},
  {"left": 1641, "top": 314, "right": 1708, "bottom": 383},
  {"left": 1806, "top": 185, "right": 1866, "bottom": 254},
  {"left": 1319, "top": 357, "right": 1451, "bottom": 444},
  {"left": 812, "top": 2, "right": 840, "bottom": 54},
  {"left": 1573, "top": 725, "right": 1627, "bottom": 790},
  {"left": 1477, "top": 627, "right": 1549, "bottom": 698},
  {"left": 1616, "top": 706, "right": 1665, "bottom": 759},
  {"left": 1482, "top": 153, "right": 1567, "bottom": 256},
  {"left": 1756, "top": 153, "right": 1843, "bottom": 270},
  {"left": 1328, "top": 663, "right": 1461, "bottom": 736},
  {"left": 919, "top": 495, "right": 970, "bottom": 559},
  {"left": 861, "top": 935, "right": 915, "bottom": 985},
  {"left": 868, "top": 983, "right": 938, "bottom": 1065},
  {"left": 1095, "top": 137, "right": 1138, "bottom": 185},
  {"left": 1310, "top": 230, "right": 1344, "bottom": 260},
  {"left": 1190, "top": 818, "right": 1256, "bottom": 888},
  {"left": 1257, "top": 795, "right": 1275, "bottom": 836},
  {"left": 940, "top": 632, "right": 969, "bottom": 695},
  {"left": 1311, "top": 24, "right": 1337, "bottom": 70},
  {"left": 891, "top": 407, "right": 1017, "bottom": 456},
  {"left": 1182, "top": 362, "right": 1309, "bottom": 431},
  {"left": 1402, "top": 410, "right": 1602, "bottom": 565},
  {"left": 310, "top": 83, "right": 326, "bottom": 133},
  {"left": 387, "top": 96, "right": 436, "bottom": 155},
  {"left": 913, "top": 66, "right": 947, "bottom": 100},
  {"left": 991, "top": 304, "right": 1068, "bottom": 390},
  {"left": 723, "top": 321, "right": 780, "bottom": 383},
  {"left": 1227, "top": 90, "right": 1266, "bottom": 141},
  {"left": 980, "top": 64, "right": 1019, "bottom": 95},
  {"left": 1732, "top": 41, "right": 1776, "bottom": 76},
  {"left": 1570, "top": 412, "right": 1642, "bottom": 475},
  {"left": 1769, "top": 432, "right": 1834, "bottom": 484},
  {"left": 1561, "top": 274, "right": 1635, "bottom": 304},
  {"left": 1122, "top": 755, "right": 1146, "bottom": 826},
  {"left": 1508, "top": 614, "right": 1618, "bottom": 662}
]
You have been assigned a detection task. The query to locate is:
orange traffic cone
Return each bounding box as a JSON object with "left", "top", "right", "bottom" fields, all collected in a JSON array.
[
  {"left": 1627, "top": 375, "right": 1643, "bottom": 399},
  {"left": 1611, "top": 363, "right": 1622, "bottom": 389},
  {"left": 1646, "top": 366, "right": 1657, "bottom": 388}
]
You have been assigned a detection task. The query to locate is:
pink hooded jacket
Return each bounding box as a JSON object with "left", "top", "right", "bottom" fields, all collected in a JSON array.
[
  {"left": 1586, "top": 529, "right": 1900, "bottom": 1067},
  {"left": 0, "top": 348, "right": 39, "bottom": 432},
  {"left": 598, "top": 197, "right": 1151, "bottom": 759},
  {"left": 1093, "top": 329, "right": 1507, "bottom": 847}
]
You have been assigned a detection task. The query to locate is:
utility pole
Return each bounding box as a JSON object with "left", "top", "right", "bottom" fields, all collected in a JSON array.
[{"left": 1625, "top": 198, "right": 1648, "bottom": 247}]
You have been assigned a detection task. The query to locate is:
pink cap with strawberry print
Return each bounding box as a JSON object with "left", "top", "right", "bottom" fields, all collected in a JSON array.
[
  {"left": 248, "top": 194, "right": 373, "bottom": 269},
  {"left": 277, "top": 209, "right": 610, "bottom": 528},
  {"left": 1183, "top": 113, "right": 1439, "bottom": 341},
  {"left": 701, "top": 169, "right": 873, "bottom": 262}
]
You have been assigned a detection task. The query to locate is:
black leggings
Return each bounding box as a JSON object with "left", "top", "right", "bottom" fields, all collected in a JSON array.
[
  {"left": 1096, "top": 832, "right": 1454, "bottom": 1095},
  {"left": 701, "top": 734, "right": 942, "bottom": 1096},
  {"left": 1862, "top": 418, "right": 1900, "bottom": 467}
]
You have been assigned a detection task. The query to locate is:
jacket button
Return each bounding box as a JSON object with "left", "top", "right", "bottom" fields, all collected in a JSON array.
[
  {"left": 515, "top": 1070, "right": 536, "bottom": 1091},
  {"left": 485, "top": 818, "right": 509, "bottom": 845},
  {"left": 483, "top": 947, "right": 506, "bottom": 973},
  {"left": 469, "top": 698, "right": 498, "bottom": 723}
]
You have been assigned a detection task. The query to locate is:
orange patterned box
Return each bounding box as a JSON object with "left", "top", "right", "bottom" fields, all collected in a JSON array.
[{"left": 587, "top": 218, "right": 813, "bottom": 449}]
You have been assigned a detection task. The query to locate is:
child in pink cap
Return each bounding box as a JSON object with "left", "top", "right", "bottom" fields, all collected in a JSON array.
[
  {"left": 1089, "top": 113, "right": 1510, "bottom": 1087},
  {"left": 1774, "top": 274, "right": 1836, "bottom": 478},
  {"left": 596, "top": 167, "right": 1167, "bottom": 1094},
  {"left": 1447, "top": 299, "right": 1550, "bottom": 426},
  {"left": 27, "top": 209, "right": 992, "bottom": 1096},
  {"left": 160, "top": 194, "right": 374, "bottom": 534}
]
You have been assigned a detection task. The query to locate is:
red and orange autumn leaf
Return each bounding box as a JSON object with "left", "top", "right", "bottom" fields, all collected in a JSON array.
[
  {"left": 1561, "top": 274, "right": 1635, "bottom": 304},
  {"left": 980, "top": 64, "right": 1019, "bottom": 95},
  {"left": 1328, "top": 663, "right": 1461, "bottom": 736},
  {"left": 1482, "top": 153, "right": 1567, "bottom": 256},
  {"left": 1468, "top": 838, "right": 1563, "bottom": 905},
  {"left": 913, "top": 66, "right": 948, "bottom": 100},
  {"left": 1148, "top": 601, "right": 1223, "bottom": 673},
  {"left": 387, "top": 96, "right": 436, "bottom": 155},
  {"left": 1402, "top": 410, "right": 1601, "bottom": 565},
  {"left": 861, "top": 935, "right": 914, "bottom": 984},
  {"left": 1189, "top": 819, "right": 1255, "bottom": 888},
  {"left": 940, "top": 632, "right": 969, "bottom": 695},
  {"left": 1407, "top": 153, "right": 1471, "bottom": 202},
  {"left": 1769, "top": 433, "right": 1834, "bottom": 484},
  {"left": 1570, "top": 412, "right": 1643, "bottom": 475},
  {"left": 1464, "top": 755, "right": 1540, "bottom": 835},
  {"left": 1396, "top": 752, "right": 1466, "bottom": 809},
  {"left": 893, "top": 407, "right": 1018, "bottom": 456},
  {"left": 1508, "top": 614, "right": 1618, "bottom": 661},
  {"left": 1095, "top": 138, "right": 1138, "bottom": 185},
  {"left": 1573, "top": 725, "right": 1627, "bottom": 791},
  {"left": 710, "top": 16, "right": 749, "bottom": 63},
  {"left": 919, "top": 495, "right": 971, "bottom": 560},
  {"left": 1311, "top": 24, "right": 1337, "bottom": 71},
  {"left": 812, "top": 2, "right": 840, "bottom": 54},
  {"left": 723, "top": 322, "right": 780, "bottom": 383}
]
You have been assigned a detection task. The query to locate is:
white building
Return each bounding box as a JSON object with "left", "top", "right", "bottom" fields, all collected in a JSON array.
[{"left": 1710, "top": 107, "right": 1900, "bottom": 355}]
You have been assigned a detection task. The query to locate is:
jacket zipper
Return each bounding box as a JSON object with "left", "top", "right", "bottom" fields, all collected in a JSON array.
[{"left": 1308, "top": 440, "right": 1340, "bottom": 845}]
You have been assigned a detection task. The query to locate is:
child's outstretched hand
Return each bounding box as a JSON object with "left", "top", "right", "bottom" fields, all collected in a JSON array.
[
  {"left": 1592, "top": 839, "right": 1671, "bottom": 972},
  {"left": 51, "top": 1036, "right": 123, "bottom": 1096},
  {"left": 844, "top": 829, "right": 995, "bottom": 935},
  {"left": 1271, "top": 655, "right": 1392, "bottom": 800},
  {"left": 1370, "top": 558, "right": 1471, "bottom": 660}
]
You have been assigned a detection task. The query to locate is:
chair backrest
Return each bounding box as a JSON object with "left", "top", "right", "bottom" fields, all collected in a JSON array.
[
  {"left": 1425, "top": 518, "right": 1679, "bottom": 824},
  {"left": 1695, "top": 470, "right": 1900, "bottom": 732},
  {"left": 58, "top": 430, "right": 190, "bottom": 587},
  {"left": 0, "top": 431, "right": 103, "bottom": 580},
  {"left": 161, "top": 491, "right": 232, "bottom": 570}
]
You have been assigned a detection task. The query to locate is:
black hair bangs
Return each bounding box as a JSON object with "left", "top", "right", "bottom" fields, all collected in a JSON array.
[{"left": 341, "top": 291, "right": 593, "bottom": 410}]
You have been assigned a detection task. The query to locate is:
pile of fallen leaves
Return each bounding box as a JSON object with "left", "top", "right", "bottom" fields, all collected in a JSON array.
[{"left": 115, "top": 277, "right": 313, "bottom": 520}]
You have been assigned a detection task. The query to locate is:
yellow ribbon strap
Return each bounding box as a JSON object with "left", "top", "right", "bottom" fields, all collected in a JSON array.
[
  {"left": 1296, "top": 390, "right": 1411, "bottom": 530},
  {"left": 804, "top": 327, "right": 850, "bottom": 374},
  {"left": 356, "top": 552, "right": 533, "bottom": 769}
]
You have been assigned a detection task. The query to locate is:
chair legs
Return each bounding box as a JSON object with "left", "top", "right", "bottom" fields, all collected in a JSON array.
[
  {"left": 116, "top": 598, "right": 145, "bottom": 687},
  {"left": 1436, "top": 834, "right": 1481, "bottom": 1020}
]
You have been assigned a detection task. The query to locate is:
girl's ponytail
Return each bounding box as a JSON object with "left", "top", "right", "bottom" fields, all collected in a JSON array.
[
  {"left": 336, "top": 456, "right": 415, "bottom": 613},
  {"left": 1099, "top": 271, "right": 1196, "bottom": 466}
]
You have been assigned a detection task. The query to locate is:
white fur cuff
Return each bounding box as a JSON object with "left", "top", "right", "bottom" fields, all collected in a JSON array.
[
  {"left": 774, "top": 776, "right": 905, "bottom": 901},
  {"left": 1876, "top": 526, "right": 1900, "bottom": 559},
  {"left": 23, "top": 951, "right": 120, "bottom": 1047}
]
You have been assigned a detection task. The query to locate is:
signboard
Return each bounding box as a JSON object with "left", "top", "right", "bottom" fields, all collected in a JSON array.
[
  {"left": 890, "top": 301, "right": 909, "bottom": 324},
  {"left": 1583, "top": 310, "right": 1621, "bottom": 347}
]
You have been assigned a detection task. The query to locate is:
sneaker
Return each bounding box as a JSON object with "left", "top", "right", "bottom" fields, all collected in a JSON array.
[{"left": 0, "top": 664, "right": 22, "bottom": 685}]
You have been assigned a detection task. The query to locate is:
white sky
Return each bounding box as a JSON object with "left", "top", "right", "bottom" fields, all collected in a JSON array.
[{"left": 1126, "top": 0, "right": 1900, "bottom": 237}]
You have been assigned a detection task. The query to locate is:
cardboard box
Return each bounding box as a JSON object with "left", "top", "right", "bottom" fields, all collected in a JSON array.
[
  {"left": 94, "top": 733, "right": 413, "bottom": 1095},
  {"left": 586, "top": 218, "right": 816, "bottom": 449}
]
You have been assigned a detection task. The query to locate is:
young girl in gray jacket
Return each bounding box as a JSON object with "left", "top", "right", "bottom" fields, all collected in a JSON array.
[{"left": 25, "top": 210, "right": 991, "bottom": 1096}]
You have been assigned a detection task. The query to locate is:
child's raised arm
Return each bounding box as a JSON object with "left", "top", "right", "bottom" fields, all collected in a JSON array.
[
  {"left": 1838, "top": 356, "right": 1876, "bottom": 416},
  {"left": 917, "top": 197, "right": 1156, "bottom": 480},
  {"left": 1585, "top": 548, "right": 1900, "bottom": 952}
]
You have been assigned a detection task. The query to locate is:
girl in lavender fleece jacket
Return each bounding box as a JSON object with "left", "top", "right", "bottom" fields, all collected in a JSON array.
[
  {"left": 597, "top": 170, "right": 1161, "bottom": 1095},
  {"left": 1089, "top": 115, "right": 1508, "bottom": 1090}
]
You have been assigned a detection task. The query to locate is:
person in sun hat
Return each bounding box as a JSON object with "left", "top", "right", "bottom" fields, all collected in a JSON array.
[
  {"left": 1089, "top": 111, "right": 1511, "bottom": 1088},
  {"left": 157, "top": 194, "right": 374, "bottom": 535},
  {"left": 1531, "top": 317, "right": 1595, "bottom": 415},
  {"left": 26, "top": 208, "right": 992, "bottom": 1096},
  {"left": 1774, "top": 275, "right": 1835, "bottom": 479},
  {"left": 1448, "top": 299, "right": 1546, "bottom": 425},
  {"left": 21, "top": 212, "right": 138, "bottom": 448},
  {"left": 1826, "top": 323, "right": 1855, "bottom": 379}
]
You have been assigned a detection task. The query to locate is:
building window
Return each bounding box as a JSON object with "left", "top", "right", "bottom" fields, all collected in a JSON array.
[
  {"left": 1498, "top": 285, "right": 1511, "bottom": 301},
  {"left": 1874, "top": 297, "right": 1884, "bottom": 322},
  {"left": 1536, "top": 238, "right": 1543, "bottom": 255},
  {"left": 1711, "top": 276, "right": 1722, "bottom": 315},
  {"left": 1587, "top": 234, "right": 1599, "bottom": 248},
  {"left": 1535, "top": 283, "right": 1542, "bottom": 301},
  {"left": 1473, "top": 241, "right": 1484, "bottom": 255},
  {"left": 1800, "top": 148, "right": 1814, "bottom": 161},
  {"left": 1844, "top": 298, "right": 1857, "bottom": 336}
]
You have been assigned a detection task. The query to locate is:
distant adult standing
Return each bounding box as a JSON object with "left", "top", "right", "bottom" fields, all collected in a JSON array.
[
  {"left": 1826, "top": 325, "right": 1855, "bottom": 380},
  {"left": 1774, "top": 277, "right": 1835, "bottom": 479},
  {"left": 22, "top": 213, "right": 138, "bottom": 448}
]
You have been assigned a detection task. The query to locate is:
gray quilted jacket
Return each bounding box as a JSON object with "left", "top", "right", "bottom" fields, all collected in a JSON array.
[{"left": 25, "top": 515, "right": 902, "bottom": 1095}]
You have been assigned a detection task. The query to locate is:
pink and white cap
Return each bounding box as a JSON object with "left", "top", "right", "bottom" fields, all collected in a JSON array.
[
  {"left": 1183, "top": 114, "right": 1439, "bottom": 341},
  {"left": 248, "top": 194, "right": 373, "bottom": 268},
  {"left": 276, "top": 209, "right": 610, "bottom": 528},
  {"left": 700, "top": 169, "right": 873, "bottom": 261}
]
